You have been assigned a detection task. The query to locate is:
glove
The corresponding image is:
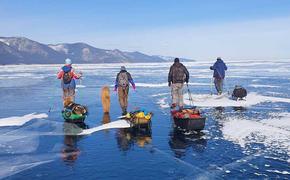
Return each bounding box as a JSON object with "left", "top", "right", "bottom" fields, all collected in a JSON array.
[
  {"left": 168, "top": 82, "right": 171, "bottom": 87},
  {"left": 132, "top": 84, "right": 136, "bottom": 90}
]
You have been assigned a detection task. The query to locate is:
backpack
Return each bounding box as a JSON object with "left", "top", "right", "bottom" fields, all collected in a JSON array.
[
  {"left": 173, "top": 65, "right": 186, "bottom": 83},
  {"left": 62, "top": 67, "right": 72, "bottom": 84},
  {"left": 118, "top": 72, "right": 129, "bottom": 87},
  {"left": 232, "top": 86, "right": 247, "bottom": 100}
]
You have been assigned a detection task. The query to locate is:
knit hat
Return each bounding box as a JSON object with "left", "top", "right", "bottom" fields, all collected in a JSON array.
[
  {"left": 65, "top": 58, "right": 72, "bottom": 65},
  {"left": 121, "top": 66, "right": 126, "bottom": 71},
  {"left": 174, "top": 58, "right": 180, "bottom": 63}
]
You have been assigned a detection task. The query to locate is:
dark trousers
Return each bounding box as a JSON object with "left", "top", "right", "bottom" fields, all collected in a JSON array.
[
  {"left": 118, "top": 86, "right": 129, "bottom": 113},
  {"left": 214, "top": 78, "right": 224, "bottom": 94}
]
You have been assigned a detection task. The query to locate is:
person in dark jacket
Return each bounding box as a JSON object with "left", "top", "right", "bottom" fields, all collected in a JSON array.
[
  {"left": 210, "top": 57, "right": 227, "bottom": 95},
  {"left": 114, "top": 66, "right": 136, "bottom": 115},
  {"left": 168, "top": 58, "right": 189, "bottom": 109}
]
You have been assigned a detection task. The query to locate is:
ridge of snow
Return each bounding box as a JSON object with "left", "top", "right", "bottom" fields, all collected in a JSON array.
[{"left": 0, "top": 113, "right": 48, "bottom": 127}]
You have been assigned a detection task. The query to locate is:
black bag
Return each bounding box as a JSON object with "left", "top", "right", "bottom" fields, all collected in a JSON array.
[
  {"left": 232, "top": 85, "right": 247, "bottom": 100},
  {"left": 63, "top": 70, "right": 72, "bottom": 84}
]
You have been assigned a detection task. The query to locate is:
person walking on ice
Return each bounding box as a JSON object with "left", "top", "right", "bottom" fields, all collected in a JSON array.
[
  {"left": 114, "top": 66, "right": 136, "bottom": 115},
  {"left": 57, "top": 58, "right": 82, "bottom": 103},
  {"left": 210, "top": 57, "right": 228, "bottom": 95},
  {"left": 168, "top": 58, "right": 189, "bottom": 110}
]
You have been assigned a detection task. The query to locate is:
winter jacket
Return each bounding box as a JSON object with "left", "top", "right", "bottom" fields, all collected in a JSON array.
[
  {"left": 115, "top": 70, "right": 135, "bottom": 89},
  {"left": 57, "top": 65, "right": 80, "bottom": 80},
  {"left": 57, "top": 65, "right": 80, "bottom": 89},
  {"left": 168, "top": 62, "right": 189, "bottom": 84},
  {"left": 210, "top": 59, "right": 227, "bottom": 79}
]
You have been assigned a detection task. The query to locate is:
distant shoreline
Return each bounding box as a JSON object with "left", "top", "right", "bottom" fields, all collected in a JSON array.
[{"left": 1, "top": 59, "right": 290, "bottom": 66}]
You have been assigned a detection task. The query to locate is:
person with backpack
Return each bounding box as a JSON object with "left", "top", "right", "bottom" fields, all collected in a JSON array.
[
  {"left": 114, "top": 66, "right": 136, "bottom": 115},
  {"left": 210, "top": 57, "right": 227, "bottom": 95},
  {"left": 57, "top": 58, "right": 82, "bottom": 102},
  {"left": 168, "top": 58, "right": 189, "bottom": 110}
]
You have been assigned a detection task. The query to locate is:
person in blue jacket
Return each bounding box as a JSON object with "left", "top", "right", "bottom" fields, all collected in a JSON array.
[{"left": 210, "top": 57, "right": 227, "bottom": 95}]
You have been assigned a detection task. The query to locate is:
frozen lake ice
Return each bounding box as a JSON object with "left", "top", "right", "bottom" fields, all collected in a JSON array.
[{"left": 0, "top": 60, "right": 289, "bottom": 179}]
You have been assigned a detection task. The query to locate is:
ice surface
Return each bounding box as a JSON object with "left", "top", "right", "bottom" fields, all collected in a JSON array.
[
  {"left": 0, "top": 135, "right": 39, "bottom": 154},
  {"left": 0, "top": 62, "right": 290, "bottom": 179},
  {"left": 0, "top": 154, "right": 57, "bottom": 179},
  {"left": 0, "top": 113, "right": 48, "bottom": 127}
]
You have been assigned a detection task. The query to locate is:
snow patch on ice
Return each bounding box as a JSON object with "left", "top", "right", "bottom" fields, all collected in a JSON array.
[
  {"left": 136, "top": 82, "right": 210, "bottom": 88},
  {"left": 184, "top": 92, "right": 290, "bottom": 107},
  {"left": 79, "top": 120, "right": 130, "bottom": 135},
  {"left": 0, "top": 73, "right": 45, "bottom": 79},
  {"left": 222, "top": 114, "right": 290, "bottom": 162},
  {"left": 0, "top": 38, "right": 9, "bottom": 46},
  {"left": 0, "top": 113, "right": 48, "bottom": 127},
  {"left": 136, "top": 83, "right": 168, "bottom": 88},
  {"left": 157, "top": 98, "right": 170, "bottom": 109},
  {"left": 265, "top": 91, "right": 284, "bottom": 96},
  {"left": 250, "top": 84, "right": 280, "bottom": 88},
  {"left": 151, "top": 93, "right": 170, "bottom": 97},
  {"left": 266, "top": 170, "right": 290, "bottom": 175},
  {"left": 76, "top": 84, "right": 86, "bottom": 88}
]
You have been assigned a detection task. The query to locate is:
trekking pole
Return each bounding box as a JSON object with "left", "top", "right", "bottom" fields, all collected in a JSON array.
[
  {"left": 224, "top": 77, "right": 230, "bottom": 95},
  {"left": 210, "top": 77, "right": 213, "bottom": 95},
  {"left": 186, "top": 84, "right": 194, "bottom": 107},
  {"left": 79, "top": 71, "right": 83, "bottom": 86}
]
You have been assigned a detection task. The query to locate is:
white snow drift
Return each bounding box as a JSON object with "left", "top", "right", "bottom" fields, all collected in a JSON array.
[
  {"left": 0, "top": 113, "right": 48, "bottom": 127},
  {"left": 183, "top": 92, "right": 290, "bottom": 107}
]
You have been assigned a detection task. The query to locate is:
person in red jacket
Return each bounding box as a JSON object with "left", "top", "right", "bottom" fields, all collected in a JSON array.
[{"left": 57, "top": 58, "right": 81, "bottom": 101}]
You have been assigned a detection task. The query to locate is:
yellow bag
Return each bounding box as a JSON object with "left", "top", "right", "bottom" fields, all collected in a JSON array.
[
  {"left": 145, "top": 114, "right": 152, "bottom": 120},
  {"left": 125, "top": 113, "right": 131, "bottom": 119},
  {"left": 135, "top": 112, "right": 145, "bottom": 118}
]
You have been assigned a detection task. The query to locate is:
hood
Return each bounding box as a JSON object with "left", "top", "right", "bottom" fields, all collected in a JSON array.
[
  {"left": 62, "top": 65, "right": 72, "bottom": 73},
  {"left": 216, "top": 59, "right": 224, "bottom": 63},
  {"left": 173, "top": 62, "right": 183, "bottom": 67}
]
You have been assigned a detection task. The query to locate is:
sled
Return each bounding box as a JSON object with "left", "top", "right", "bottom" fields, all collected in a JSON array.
[
  {"left": 171, "top": 107, "right": 206, "bottom": 131},
  {"left": 62, "top": 103, "right": 88, "bottom": 123},
  {"left": 120, "top": 110, "right": 153, "bottom": 129}
]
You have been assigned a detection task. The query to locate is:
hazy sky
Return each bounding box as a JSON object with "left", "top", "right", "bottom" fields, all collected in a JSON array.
[{"left": 1, "top": 0, "right": 290, "bottom": 60}]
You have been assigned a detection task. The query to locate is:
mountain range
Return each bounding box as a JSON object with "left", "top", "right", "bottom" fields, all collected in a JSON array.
[{"left": 0, "top": 36, "right": 193, "bottom": 64}]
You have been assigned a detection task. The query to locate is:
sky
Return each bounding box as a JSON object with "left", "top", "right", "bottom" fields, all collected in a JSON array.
[{"left": 1, "top": 0, "right": 290, "bottom": 60}]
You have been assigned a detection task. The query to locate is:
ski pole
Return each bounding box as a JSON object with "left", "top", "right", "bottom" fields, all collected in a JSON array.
[
  {"left": 79, "top": 71, "right": 83, "bottom": 86},
  {"left": 224, "top": 77, "right": 230, "bottom": 95},
  {"left": 186, "top": 84, "right": 194, "bottom": 106},
  {"left": 210, "top": 77, "right": 213, "bottom": 95}
]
